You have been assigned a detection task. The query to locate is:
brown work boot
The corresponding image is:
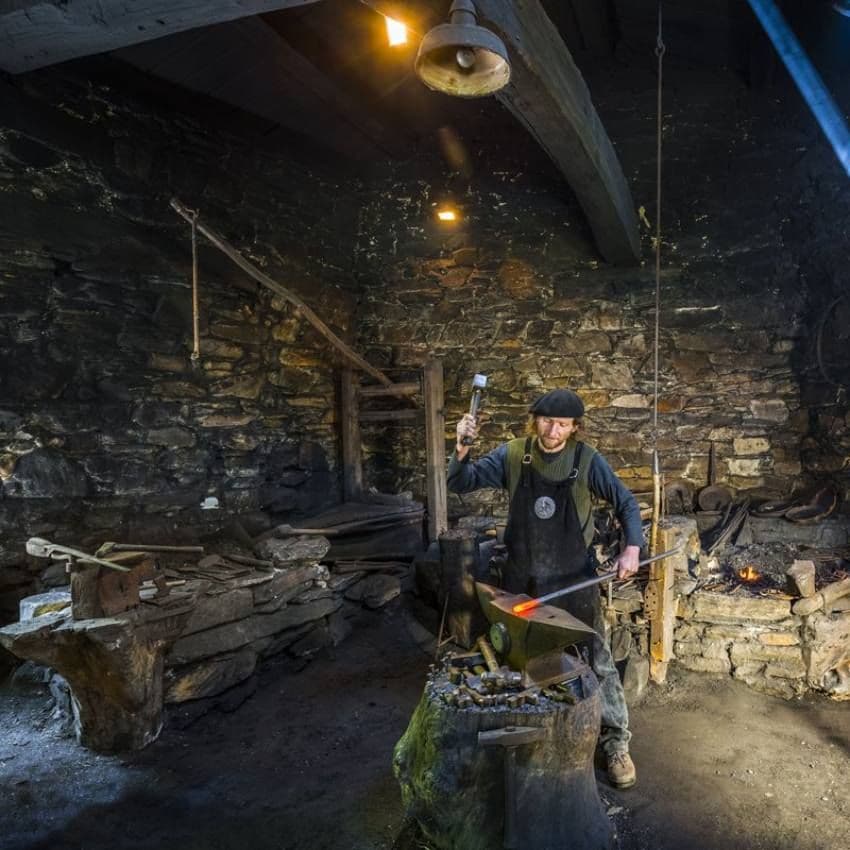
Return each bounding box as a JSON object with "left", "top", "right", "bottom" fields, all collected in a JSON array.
[{"left": 607, "top": 751, "right": 636, "bottom": 789}]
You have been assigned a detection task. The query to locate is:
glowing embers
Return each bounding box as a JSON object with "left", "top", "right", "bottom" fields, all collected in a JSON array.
[
  {"left": 385, "top": 17, "right": 407, "bottom": 47},
  {"left": 737, "top": 564, "right": 762, "bottom": 583}
]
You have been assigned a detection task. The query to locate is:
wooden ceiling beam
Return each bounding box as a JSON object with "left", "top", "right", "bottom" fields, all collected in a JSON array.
[
  {"left": 362, "top": 0, "right": 640, "bottom": 264},
  {"left": 0, "top": 0, "right": 322, "bottom": 73},
  {"left": 478, "top": 0, "right": 640, "bottom": 264},
  {"left": 117, "top": 16, "right": 405, "bottom": 160}
]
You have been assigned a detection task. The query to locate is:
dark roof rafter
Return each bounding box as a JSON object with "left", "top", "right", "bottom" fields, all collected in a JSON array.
[{"left": 0, "top": 0, "right": 321, "bottom": 73}]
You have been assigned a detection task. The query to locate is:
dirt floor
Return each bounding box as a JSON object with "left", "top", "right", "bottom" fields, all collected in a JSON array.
[{"left": 1, "top": 597, "right": 848, "bottom": 850}]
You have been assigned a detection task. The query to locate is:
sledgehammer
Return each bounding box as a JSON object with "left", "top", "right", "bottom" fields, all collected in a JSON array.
[{"left": 478, "top": 725, "right": 545, "bottom": 850}]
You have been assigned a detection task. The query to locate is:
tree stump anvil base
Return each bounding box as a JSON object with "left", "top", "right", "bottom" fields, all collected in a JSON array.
[
  {"left": 393, "top": 653, "right": 613, "bottom": 850},
  {"left": 0, "top": 600, "right": 191, "bottom": 752}
]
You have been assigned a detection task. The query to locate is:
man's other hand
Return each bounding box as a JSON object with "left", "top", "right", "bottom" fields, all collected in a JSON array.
[{"left": 617, "top": 545, "right": 641, "bottom": 580}]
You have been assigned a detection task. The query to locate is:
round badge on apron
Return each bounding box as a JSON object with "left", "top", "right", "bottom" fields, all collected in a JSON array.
[{"left": 533, "top": 495, "right": 556, "bottom": 519}]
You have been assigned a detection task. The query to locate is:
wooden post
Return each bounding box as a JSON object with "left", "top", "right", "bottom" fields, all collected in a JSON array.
[
  {"left": 423, "top": 358, "right": 448, "bottom": 541},
  {"left": 341, "top": 368, "right": 362, "bottom": 501},
  {"left": 438, "top": 528, "right": 487, "bottom": 649},
  {"left": 645, "top": 518, "right": 688, "bottom": 684}
]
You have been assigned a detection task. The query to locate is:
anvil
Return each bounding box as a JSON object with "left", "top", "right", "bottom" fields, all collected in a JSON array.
[{"left": 475, "top": 581, "right": 597, "bottom": 673}]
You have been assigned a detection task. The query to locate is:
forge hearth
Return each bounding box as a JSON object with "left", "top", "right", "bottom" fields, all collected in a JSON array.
[{"left": 673, "top": 538, "right": 850, "bottom": 700}]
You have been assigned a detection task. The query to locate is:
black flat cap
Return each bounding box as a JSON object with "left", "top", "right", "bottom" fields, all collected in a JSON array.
[{"left": 529, "top": 388, "right": 584, "bottom": 418}]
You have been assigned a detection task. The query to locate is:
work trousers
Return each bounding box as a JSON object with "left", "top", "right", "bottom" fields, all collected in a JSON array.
[{"left": 591, "top": 606, "right": 631, "bottom": 756}]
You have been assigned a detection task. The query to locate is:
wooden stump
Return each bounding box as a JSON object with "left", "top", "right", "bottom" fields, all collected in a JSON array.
[
  {"left": 0, "top": 600, "right": 191, "bottom": 751},
  {"left": 439, "top": 528, "right": 489, "bottom": 649},
  {"left": 394, "top": 655, "right": 612, "bottom": 850}
]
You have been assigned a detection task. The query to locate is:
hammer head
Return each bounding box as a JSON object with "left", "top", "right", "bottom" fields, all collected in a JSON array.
[
  {"left": 26, "top": 537, "right": 55, "bottom": 558},
  {"left": 478, "top": 725, "right": 545, "bottom": 748}
]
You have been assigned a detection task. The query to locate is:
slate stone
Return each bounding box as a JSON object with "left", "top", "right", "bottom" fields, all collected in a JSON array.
[
  {"left": 164, "top": 648, "right": 257, "bottom": 703},
  {"left": 167, "top": 596, "right": 341, "bottom": 664},
  {"left": 255, "top": 536, "right": 330, "bottom": 565},
  {"left": 4, "top": 449, "right": 88, "bottom": 498}
]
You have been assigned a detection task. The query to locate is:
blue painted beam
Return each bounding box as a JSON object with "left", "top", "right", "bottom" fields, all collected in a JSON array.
[{"left": 748, "top": 0, "right": 850, "bottom": 177}]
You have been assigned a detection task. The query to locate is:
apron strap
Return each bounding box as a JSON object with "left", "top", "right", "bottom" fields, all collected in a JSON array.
[
  {"left": 567, "top": 441, "right": 583, "bottom": 488},
  {"left": 520, "top": 437, "right": 533, "bottom": 488}
]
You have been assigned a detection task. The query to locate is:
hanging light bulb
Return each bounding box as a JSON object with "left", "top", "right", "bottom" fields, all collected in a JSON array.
[
  {"left": 415, "top": 0, "right": 511, "bottom": 98},
  {"left": 385, "top": 17, "right": 408, "bottom": 46}
]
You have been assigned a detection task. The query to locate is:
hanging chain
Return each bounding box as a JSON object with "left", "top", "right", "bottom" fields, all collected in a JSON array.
[
  {"left": 652, "top": 1, "right": 666, "bottom": 445},
  {"left": 190, "top": 211, "right": 201, "bottom": 363}
]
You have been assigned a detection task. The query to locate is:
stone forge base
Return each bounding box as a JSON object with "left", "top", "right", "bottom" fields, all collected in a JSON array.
[{"left": 393, "top": 657, "right": 612, "bottom": 850}]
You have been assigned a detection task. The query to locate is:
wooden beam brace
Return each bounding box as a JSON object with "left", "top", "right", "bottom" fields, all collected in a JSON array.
[
  {"left": 0, "top": 0, "right": 322, "bottom": 73},
  {"left": 170, "top": 198, "right": 405, "bottom": 393},
  {"left": 476, "top": 0, "right": 640, "bottom": 264}
]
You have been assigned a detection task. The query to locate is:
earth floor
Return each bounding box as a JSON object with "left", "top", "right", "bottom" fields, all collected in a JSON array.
[{"left": 1, "top": 598, "right": 848, "bottom": 850}]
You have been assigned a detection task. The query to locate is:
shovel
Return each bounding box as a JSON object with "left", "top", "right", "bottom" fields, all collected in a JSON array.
[{"left": 697, "top": 443, "right": 732, "bottom": 512}]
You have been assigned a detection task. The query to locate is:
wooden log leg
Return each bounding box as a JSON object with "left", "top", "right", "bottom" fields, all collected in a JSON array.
[
  {"left": 424, "top": 358, "right": 448, "bottom": 542},
  {"left": 439, "top": 529, "right": 487, "bottom": 649}
]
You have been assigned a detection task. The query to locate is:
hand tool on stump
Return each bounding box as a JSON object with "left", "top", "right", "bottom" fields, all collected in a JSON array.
[
  {"left": 511, "top": 546, "right": 682, "bottom": 615},
  {"left": 478, "top": 725, "right": 545, "bottom": 850},
  {"left": 26, "top": 538, "right": 131, "bottom": 572},
  {"left": 95, "top": 542, "right": 204, "bottom": 557}
]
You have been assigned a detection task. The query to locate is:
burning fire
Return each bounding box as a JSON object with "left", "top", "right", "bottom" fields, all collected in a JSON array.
[{"left": 737, "top": 564, "right": 761, "bottom": 583}]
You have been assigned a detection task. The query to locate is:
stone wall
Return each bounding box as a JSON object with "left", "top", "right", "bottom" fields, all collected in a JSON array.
[
  {"left": 0, "top": 62, "right": 362, "bottom": 627},
  {"left": 349, "top": 61, "right": 850, "bottom": 520}
]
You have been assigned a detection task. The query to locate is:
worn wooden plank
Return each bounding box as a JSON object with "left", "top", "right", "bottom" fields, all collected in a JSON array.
[
  {"left": 341, "top": 368, "right": 362, "bottom": 502},
  {"left": 645, "top": 520, "right": 687, "bottom": 684},
  {"left": 423, "top": 358, "right": 448, "bottom": 542},
  {"left": 359, "top": 381, "right": 420, "bottom": 398},
  {"left": 359, "top": 408, "right": 423, "bottom": 422},
  {"left": 0, "top": 0, "right": 320, "bottom": 73}
]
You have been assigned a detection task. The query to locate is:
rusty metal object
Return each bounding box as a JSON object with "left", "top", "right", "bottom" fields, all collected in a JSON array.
[{"left": 476, "top": 635, "right": 500, "bottom": 673}]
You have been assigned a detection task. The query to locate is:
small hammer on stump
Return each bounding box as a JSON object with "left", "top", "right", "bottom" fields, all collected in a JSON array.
[
  {"left": 95, "top": 542, "right": 205, "bottom": 558},
  {"left": 478, "top": 725, "right": 545, "bottom": 850}
]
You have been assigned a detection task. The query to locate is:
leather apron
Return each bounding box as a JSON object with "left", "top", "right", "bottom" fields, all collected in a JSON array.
[{"left": 502, "top": 438, "right": 598, "bottom": 628}]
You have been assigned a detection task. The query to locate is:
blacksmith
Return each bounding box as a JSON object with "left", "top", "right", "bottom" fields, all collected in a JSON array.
[{"left": 447, "top": 387, "right": 643, "bottom": 789}]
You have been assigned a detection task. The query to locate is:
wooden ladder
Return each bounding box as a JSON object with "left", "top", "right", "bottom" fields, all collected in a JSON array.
[{"left": 340, "top": 358, "right": 448, "bottom": 543}]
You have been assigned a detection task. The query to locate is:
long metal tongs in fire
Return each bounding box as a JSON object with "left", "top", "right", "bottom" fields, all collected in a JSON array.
[{"left": 512, "top": 546, "right": 683, "bottom": 615}]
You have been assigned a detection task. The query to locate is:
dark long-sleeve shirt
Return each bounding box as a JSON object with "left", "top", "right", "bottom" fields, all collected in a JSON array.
[{"left": 447, "top": 441, "right": 644, "bottom": 548}]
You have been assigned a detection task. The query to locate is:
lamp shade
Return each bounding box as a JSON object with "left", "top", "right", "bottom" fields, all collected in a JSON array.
[{"left": 414, "top": 0, "right": 511, "bottom": 98}]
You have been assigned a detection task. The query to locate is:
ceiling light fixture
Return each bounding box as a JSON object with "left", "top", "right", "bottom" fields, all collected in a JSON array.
[
  {"left": 414, "top": 0, "right": 511, "bottom": 98},
  {"left": 385, "top": 17, "right": 408, "bottom": 46}
]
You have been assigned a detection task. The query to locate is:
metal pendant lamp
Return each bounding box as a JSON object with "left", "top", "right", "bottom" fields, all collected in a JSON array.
[{"left": 414, "top": 0, "right": 511, "bottom": 98}]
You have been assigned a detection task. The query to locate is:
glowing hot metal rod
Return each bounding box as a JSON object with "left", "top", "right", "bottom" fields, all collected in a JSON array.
[{"left": 512, "top": 547, "right": 683, "bottom": 616}]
